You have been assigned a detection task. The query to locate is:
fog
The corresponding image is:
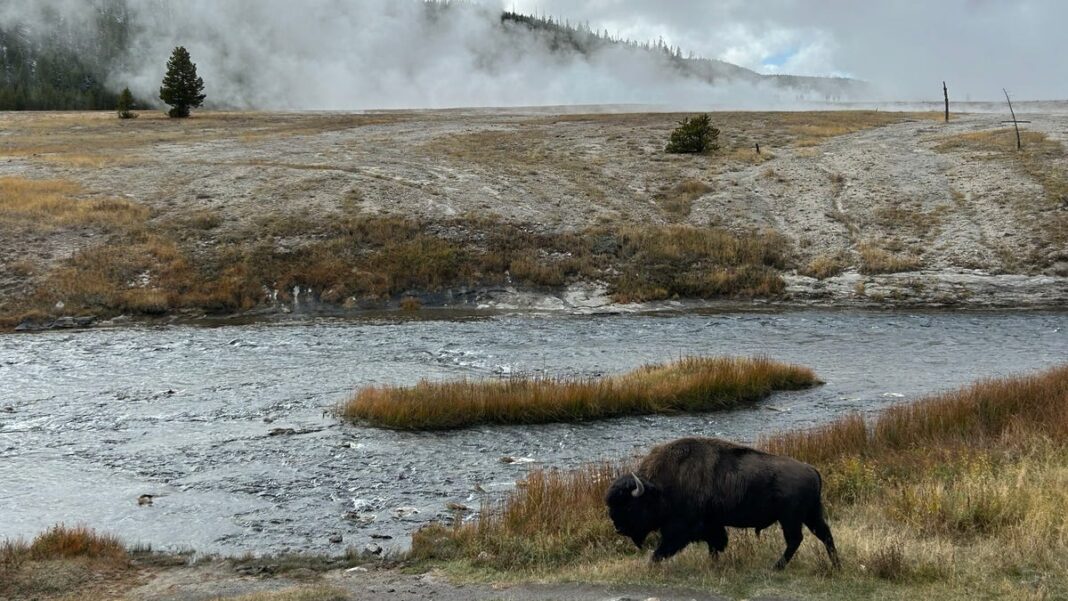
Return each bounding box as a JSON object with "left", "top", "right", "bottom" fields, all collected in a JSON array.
[
  {"left": 3, "top": 0, "right": 1062, "bottom": 110},
  {"left": 511, "top": 0, "right": 1068, "bottom": 102}
]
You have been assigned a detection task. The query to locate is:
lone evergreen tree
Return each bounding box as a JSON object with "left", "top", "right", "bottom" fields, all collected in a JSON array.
[
  {"left": 665, "top": 114, "right": 720, "bottom": 154},
  {"left": 159, "top": 46, "right": 205, "bottom": 118},
  {"left": 116, "top": 86, "right": 136, "bottom": 119}
]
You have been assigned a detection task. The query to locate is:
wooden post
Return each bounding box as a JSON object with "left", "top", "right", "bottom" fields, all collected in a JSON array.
[
  {"left": 1003, "top": 88, "right": 1022, "bottom": 150},
  {"left": 943, "top": 81, "right": 949, "bottom": 122}
]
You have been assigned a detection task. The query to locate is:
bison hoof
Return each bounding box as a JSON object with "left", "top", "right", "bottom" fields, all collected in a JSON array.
[{"left": 773, "top": 559, "right": 787, "bottom": 570}]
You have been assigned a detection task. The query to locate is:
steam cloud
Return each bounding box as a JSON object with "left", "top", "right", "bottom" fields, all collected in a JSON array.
[{"left": 1, "top": 0, "right": 860, "bottom": 111}]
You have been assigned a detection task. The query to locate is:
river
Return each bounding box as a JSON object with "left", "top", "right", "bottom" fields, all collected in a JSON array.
[{"left": 1, "top": 309, "right": 1065, "bottom": 556}]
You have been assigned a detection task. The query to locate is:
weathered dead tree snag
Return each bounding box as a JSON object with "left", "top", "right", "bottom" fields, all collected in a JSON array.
[
  {"left": 1004, "top": 88, "right": 1022, "bottom": 150},
  {"left": 943, "top": 81, "right": 949, "bottom": 122}
]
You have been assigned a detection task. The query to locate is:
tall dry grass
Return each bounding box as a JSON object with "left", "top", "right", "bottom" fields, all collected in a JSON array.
[
  {"left": 765, "top": 364, "right": 1068, "bottom": 463},
  {"left": 412, "top": 365, "right": 1068, "bottom": 600},
  {"left": 857, "top": 242, "right": 923, "bottom": 275},
  {"left": 1, "top": 524, "right": 129, "bottom": 599},
  {"left": 343, "top": 356, "right": 818, "bottom": 430},
  {"left": 0, "top": 177, "right": 148, "bottom": 231}
]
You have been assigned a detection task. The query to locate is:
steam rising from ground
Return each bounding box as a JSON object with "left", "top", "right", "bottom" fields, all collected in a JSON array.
[{"left": 2, "top": 0, "right": 850, "bottom": 110}]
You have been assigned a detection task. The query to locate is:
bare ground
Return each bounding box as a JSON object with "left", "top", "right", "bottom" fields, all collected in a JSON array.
[
  {"left": 121, "top": 561, "right": 732, "bottom": 601},
  {"left": 2, "top": 107, "right": 1066, "bottom": 319}
]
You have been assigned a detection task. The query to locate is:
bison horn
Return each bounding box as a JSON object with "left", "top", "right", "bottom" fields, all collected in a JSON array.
[{"left": 631, "top": 473, "right": 645, "bottom": 497}]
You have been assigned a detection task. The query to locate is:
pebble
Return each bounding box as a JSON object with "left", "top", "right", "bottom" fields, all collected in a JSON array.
[{"left": 328, "top": 534, "right": 343, "bottom": 544}]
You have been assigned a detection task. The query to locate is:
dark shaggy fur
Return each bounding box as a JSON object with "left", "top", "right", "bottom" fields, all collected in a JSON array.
[{"left": 605, "top": 437, "right": 839, "bottom": 570}]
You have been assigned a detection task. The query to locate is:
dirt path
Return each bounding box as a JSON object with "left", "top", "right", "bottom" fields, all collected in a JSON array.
[{"left": 126, "top": 562, "right": 733, "bottom": 601}]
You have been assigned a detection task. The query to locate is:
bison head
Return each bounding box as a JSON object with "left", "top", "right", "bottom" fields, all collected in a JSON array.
[{"left": 605, "top": 472, "right": 661, "bottom": 549}]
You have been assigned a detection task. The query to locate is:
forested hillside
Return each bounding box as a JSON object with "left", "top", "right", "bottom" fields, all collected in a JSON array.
[{"left": 0, "top": 1, "right": 132, "bottom": 110}]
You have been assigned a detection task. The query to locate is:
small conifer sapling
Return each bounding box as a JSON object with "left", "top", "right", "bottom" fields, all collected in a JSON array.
[
  {"left": 116, "top": 87, "right": 136, "bottom": 119},
  {"left": 665, "top": 114, "right": 720, "bottom": 154}
]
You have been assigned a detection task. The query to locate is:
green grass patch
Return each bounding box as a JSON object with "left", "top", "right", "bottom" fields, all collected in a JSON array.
[{"left": 341, "top": 356, "right": 818, "bottom": 430}]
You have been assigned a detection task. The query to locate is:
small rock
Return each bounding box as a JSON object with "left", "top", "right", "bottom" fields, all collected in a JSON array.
[
  {"left": 499, "top": 456, "right": 515, "bottom": 464},
  {"left": 476, "top": 551, "right": 492, "bottom": 562},
  {"left": 390, "top": 506, "right": 420, "bottom": 520},
  {"left": 328, "top": 534, "right": 343, "bottom": 544},
  {"left": 344, "top": 511, "right": 376, "bottom": 525},
  {"left": 363, "top": 543, "right": 383, "bottom": 556},
  {"left": 137, "top": 494, "right": 154, "bottom": 506},
  {"left": 370, "top": 533, "right": 393, "bottom": 540},
  {"left": 51, "top": 317, "right": 76, "bottom": 329},
  {"left": 268, "top": 427, "right": 297, "bottom": 437},
  {"left": 351, "top": 498, "right": 377, "bottom": 512},
  {"left": 1, "top": 406, "right": 13, "bottom": 413},
  {"left": 446, "top": 502, "right": 469, "bottom": 512}
]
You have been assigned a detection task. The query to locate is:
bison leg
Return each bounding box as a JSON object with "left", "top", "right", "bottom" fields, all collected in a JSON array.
[
  {"left": 774, "top": 521, "right": 804, "bottom": 570},
  {"left": 704, "top": 524, "right": 728, "bottom": 556},
  {"left": 805, "top": 511, "right": 840, "bottom": 569},
  {"left": 651, "top": 522, "right": 692, "bottom": 562}
]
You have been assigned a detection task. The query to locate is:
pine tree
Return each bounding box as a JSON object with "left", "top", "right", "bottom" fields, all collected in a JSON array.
[
  {"left": 159, "top": 46, "right": 205, "bottom": 118},
  {"left": 665, "top": 114, "right": 720, "bottom": 154},
  {"left": 116, "top": 86, "right": 136, "bottom": 119}
]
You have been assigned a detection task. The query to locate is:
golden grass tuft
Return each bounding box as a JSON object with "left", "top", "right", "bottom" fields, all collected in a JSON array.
[
  {"left": 24, "top": 525, "right": 126, "bottom": 562},
  {"left": 657, "top": 179, "right": 713, "bottom": 218},
  {"left": 412, "top": 365, "right": 1068, "bottom": 599},
  {"left": 800, "top": 252, "right": 850, "bottom": 279},
  {"left": 858, "top": 242, "right": 923, "bottom": 275},
  {"left": 0, "top": 177, "right": 148, "bottom": 231},
  {"left": 342, "top": 356, "right": 818, "bottom": 430},
  {"left": 1, "top": 525, "right": 129, "bottom": 600}
]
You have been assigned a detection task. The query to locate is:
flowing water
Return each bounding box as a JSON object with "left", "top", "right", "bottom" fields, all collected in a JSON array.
[{"left": 1, "top": 309, "right": 1065, "bottom": 556}]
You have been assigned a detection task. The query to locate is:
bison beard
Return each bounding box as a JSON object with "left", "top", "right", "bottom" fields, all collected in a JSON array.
[{"left": 604, "top": 437, "right": 839, "bottom": 570}]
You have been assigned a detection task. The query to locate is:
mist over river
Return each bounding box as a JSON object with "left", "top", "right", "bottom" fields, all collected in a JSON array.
[{"left": 1, "top": 309, "right": 1065, "bottom": 556}]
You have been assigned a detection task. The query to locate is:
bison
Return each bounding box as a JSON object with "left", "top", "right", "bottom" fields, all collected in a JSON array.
[{"left": 605, "top": 437, "right": 839, "bottom": 570}]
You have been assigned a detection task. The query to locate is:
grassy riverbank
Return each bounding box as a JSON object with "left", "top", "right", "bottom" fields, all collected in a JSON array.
[
  {"left": 0, "top": 214, "right": 790, "bottom": 329},
  {"left": 341, "top": 356, "right": 818, "bottom": 430},
  {"left": 411, "top": 365, "right": 1068, "bottom": 600}
]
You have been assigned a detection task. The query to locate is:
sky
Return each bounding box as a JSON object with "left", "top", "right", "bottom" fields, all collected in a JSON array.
[{"left": 507, "top": 0, "right": 1068, "bottom": 101}]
